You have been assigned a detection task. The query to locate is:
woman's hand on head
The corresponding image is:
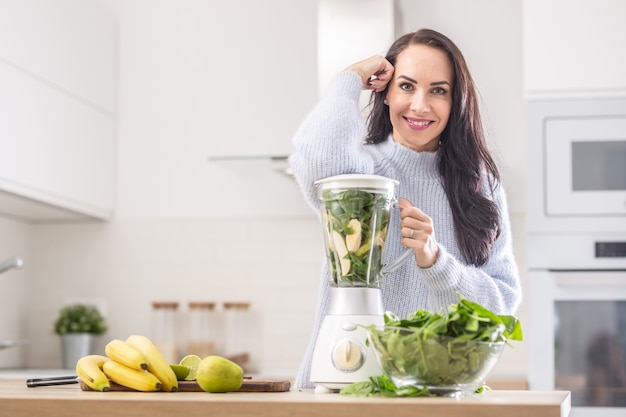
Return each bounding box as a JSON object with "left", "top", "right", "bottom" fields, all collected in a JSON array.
[
  {"left": 398, "top": 198, "right": 439, "bottom": 268},
  {"left": 345, "top": 55, "right": 394, "bottom": 92}
]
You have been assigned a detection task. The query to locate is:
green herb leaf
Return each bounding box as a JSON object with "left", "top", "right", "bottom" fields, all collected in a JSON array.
[
  {"left": 53, "top": 304, "right": 108, "bottom": 335},
  {"left": 339, "top": 381, "right": 377, "bottom": 396},
  {"left": 340, "top": 375, "right": 434, "bottom": 397}
]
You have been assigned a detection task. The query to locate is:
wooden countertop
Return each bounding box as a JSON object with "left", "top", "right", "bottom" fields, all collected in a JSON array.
[{"left": 0, "top": 379, "right": 571, "bottom": 417}]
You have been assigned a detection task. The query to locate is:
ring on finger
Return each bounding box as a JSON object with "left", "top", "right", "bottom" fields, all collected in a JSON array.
[{"left": 409, "top": 228, "right": 415, "bottom": 238}]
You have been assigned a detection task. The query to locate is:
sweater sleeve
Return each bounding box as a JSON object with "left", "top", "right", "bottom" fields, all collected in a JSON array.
[
  {"left": 419, "top": 183, "right": 522, "bottom": 315},
  {"left": 288, "top": 71, "right": 375, "bottom": 208}
]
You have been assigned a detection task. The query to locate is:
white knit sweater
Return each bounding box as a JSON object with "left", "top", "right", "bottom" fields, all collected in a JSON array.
[{"left": 288, "top": 71, "right": 522, "bottom": 389}]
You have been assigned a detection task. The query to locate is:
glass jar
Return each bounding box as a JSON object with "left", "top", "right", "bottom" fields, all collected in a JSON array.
[
  {"left": 187, "top": 301, "right": 216, "bottom": 359},
  {"left": 223, "top": 301, "right": 250, "bottom": 369},
  {"left": 151, "top": 301, "right": 179, "bottom": 363}
]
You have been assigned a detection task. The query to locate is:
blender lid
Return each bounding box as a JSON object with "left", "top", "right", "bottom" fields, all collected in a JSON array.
[{"left": 315, "top": 174, "right": 398, "bottom": 193}]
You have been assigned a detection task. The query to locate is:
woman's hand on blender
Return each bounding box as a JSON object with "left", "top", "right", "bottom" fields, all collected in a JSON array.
[
  {"left": 345, "top": 55, "right": 394, "bottom": 93},
  {"left": 399, "top": 198, "right": 439, "bottom": 268}
]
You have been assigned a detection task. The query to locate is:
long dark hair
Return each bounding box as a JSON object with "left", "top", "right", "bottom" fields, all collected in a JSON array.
[{"left": 365, "top": 28, "right": 501, "bottom": 266}]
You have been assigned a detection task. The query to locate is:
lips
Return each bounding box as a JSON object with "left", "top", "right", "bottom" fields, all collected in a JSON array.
[{"left": 405, "top": 117, "right": 433, "bottom": 131}]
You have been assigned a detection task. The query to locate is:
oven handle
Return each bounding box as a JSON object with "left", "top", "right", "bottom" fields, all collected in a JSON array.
[{"left": 548, "top": 270, "right": 626, "bottom": 287}]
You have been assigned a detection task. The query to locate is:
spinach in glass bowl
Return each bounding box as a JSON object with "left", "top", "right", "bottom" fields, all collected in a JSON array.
[{"left": 341, "top": 295, "right": 523, "bottom": 397}]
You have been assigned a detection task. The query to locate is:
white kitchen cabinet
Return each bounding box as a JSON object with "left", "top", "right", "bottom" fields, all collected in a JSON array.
[
  {"left": 210, "top": 0, "right": 393, "bottom": 169},
  {"left": 0, "top": 0, "right": 116, "bottom": 221},
  {"left": 523, "top": 0, "right": 626, "bottom": 97},
  {"left": 0, "top": 0, "right": 116, "bottom": 114}
]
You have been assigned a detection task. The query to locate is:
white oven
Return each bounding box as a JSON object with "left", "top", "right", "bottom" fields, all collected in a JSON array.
[
  {"left": 526, "top": 97, "right": 626, "bottom": 417},
  {"left": 528, "top": 252, "right": 626, "bottom": 417}
]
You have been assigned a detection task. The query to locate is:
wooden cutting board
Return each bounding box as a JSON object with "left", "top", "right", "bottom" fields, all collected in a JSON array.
[{"left": 80, "top": 378, "right": 291, "bottom": 392}]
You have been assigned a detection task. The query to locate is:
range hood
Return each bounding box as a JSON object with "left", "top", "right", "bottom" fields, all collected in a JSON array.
[{"left": 208, "top": 155, "right": 293, "bottom": 177}]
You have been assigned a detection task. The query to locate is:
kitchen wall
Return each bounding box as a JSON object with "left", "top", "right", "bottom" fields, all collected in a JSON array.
[
  {"left": 0, "top": 216, "right": 32, "bottom": 368},
  {"left": 1, "top": 0, "right": 622, "bottom": 381}
]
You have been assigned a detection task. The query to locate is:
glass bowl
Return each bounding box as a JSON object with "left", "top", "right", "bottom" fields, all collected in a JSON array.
[{"left": 367, "top": 326, "right": 505, "bottom": 396}]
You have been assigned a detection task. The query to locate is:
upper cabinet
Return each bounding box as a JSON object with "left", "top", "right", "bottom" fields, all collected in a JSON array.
[
  {"left": 523, "top": 0, "right": 626, "bottom": 97},
  {"left": 0, "top": 0, "right": 116, "bottom": 222},
  {"left": 210, "top": 0, "right": 394, "bottom": 170},
  {"left": 318, "top": 0, "right": 395, "bottom": 98}
]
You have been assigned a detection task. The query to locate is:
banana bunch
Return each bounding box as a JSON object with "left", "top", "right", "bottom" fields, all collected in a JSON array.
[{"left": 76, "top": 334, "right": 178, "bottom": 392}]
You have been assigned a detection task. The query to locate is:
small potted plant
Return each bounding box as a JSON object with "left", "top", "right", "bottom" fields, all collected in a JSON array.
[{"left": 54, "top": 304, "right": 108, "bottom": 369}]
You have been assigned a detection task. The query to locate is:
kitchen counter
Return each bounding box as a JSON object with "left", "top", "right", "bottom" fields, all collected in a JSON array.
[{"left": 0, "top": 379, "right": 570, "bottom": 417}]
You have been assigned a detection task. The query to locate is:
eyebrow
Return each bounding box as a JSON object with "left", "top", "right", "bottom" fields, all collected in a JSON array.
[{"left": 398, "top": 75, "right": 451, "bottom": 87}]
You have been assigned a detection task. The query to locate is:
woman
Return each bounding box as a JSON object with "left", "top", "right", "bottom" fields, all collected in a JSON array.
[{"left": 289, "top": 28, "right": 522, "bottom": 389}]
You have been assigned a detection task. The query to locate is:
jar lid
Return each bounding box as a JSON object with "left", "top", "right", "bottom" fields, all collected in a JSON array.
[
  {"left": 223, "top": 302, "right": 250, "bottom": 310},
  {"left": 188, "top": 302, "right": 216, "bottom": 310},
  {"left": 315, "top": 174, "right": 398, "bottom": 195},
  {"left": 151, "top": 301, "right": 179, "bottom": 310}
]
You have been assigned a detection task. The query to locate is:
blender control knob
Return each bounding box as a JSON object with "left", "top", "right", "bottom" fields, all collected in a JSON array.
[
  {"left": 342, "top": 322, "right": 357, "bottom": 331},
  {"left": 331, "top": 339, "right": 364, "bottom": 372}
]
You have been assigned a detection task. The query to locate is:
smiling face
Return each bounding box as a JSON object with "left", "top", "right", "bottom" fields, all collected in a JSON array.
[{"left": 386, "top": 44, "right": 453, "bottom": 152}]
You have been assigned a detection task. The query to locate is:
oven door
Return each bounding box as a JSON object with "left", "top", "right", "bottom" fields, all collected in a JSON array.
[
  {"left": 528, "top": 270, "right": 626, "bottom": 417},
  {"left": 544, "top": 116, "right": 626, "bottom": 216}
]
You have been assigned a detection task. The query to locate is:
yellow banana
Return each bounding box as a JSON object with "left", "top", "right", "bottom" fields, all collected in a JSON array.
[
  {"left": 102, "top": 360, "right": 162, "bottom": 392},
  {"left": 76, "top": 354, "right": 111, "bottom": 392},
  {"left": 105, "top": 339, "right": 148, "bottom": 371},
  {"left": 126, "top": 334, "right": 178, "bottom": 392}
]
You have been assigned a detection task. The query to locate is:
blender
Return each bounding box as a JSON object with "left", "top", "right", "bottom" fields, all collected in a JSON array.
[{"left": 310, "top": 174, "right": 413, "bottom": 391}]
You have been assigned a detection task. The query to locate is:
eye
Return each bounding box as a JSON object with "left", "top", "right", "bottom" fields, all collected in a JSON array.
[
  {"left": 432, "top": 86, "right": 447, "bottom": 95},
  {"left": 399, "top": 82, "right": 414, "bottom": 91}
]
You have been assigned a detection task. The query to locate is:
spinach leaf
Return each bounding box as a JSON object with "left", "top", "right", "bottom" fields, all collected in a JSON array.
[{"left": 340, "top": 375, "right": 433, "bottom": 397}]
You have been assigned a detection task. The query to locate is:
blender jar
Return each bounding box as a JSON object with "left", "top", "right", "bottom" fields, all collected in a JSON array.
[{"left": 315, "top": 174, "right": 399, "bottom": 289}]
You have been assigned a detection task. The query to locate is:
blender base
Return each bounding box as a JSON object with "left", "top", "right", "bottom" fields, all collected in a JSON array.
[{"left": 310, "top": 312, "right": 384, "bottom": 391}]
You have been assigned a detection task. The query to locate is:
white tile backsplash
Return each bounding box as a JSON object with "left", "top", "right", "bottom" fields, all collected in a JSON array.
[{"left": 12, "top": 216, "right": 321, "bottom": 376}]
